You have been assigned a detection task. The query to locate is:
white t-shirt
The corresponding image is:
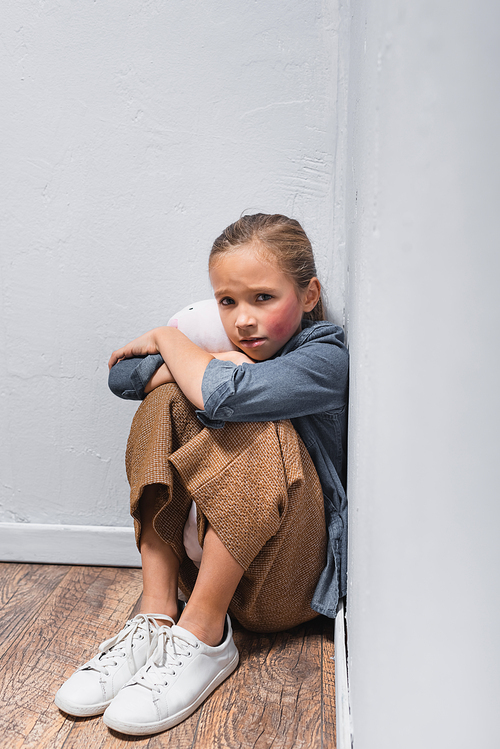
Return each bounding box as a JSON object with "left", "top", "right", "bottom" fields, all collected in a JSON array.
[{"left": 183, "top": 501, "right": 203, "bottom": 568}]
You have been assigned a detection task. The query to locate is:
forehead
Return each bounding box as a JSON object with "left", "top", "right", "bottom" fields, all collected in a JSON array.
[{"left": 209, "top": 242, "right": 288, "bottom": 288}]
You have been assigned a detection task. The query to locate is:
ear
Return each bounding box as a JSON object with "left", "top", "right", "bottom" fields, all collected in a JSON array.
[{"left": 302, "top": 277, "right": 321, "bottom": 313}]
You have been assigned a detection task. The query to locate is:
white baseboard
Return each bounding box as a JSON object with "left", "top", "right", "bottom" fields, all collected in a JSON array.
[
  {"left": 0, "top": 522, "right": 141, "bottom": 567},
  {"left": 335, "top": 598, "right": 353, "bottom": 748}
]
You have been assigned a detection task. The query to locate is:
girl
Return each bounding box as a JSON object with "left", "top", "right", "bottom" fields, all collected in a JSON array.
[{"left": 55, "top": 213, "right": 348, "bottom": 737}]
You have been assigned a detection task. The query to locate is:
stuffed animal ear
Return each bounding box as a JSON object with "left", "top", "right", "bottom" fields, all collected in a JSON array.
[{"left": 167, "top": 299, "right": 236, "bottom": 353}]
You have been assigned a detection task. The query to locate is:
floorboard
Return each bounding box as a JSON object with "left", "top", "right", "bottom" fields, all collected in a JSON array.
[{"left": 0, "top": 564, "right": 335, "bottom": 749}]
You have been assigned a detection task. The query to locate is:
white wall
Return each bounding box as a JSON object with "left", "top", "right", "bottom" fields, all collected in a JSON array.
[
  {"left": 345, "top": 0, "right": 500, "bottom": 746},
  {"left": 0, "top": 1, "right": 342, "bottom": 556}
]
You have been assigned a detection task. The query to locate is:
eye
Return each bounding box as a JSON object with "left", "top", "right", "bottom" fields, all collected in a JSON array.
[
  {"left": 257, "top": 293, "right": 273, "bottom": 302},
  {"left": 219, "top": 297, "right": 235, "bottom": 306}
]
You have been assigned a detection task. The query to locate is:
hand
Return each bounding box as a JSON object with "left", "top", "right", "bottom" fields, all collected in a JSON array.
[
  {"left": 109, "top": 327, "right": 215, "bottom": 410},
  {"left": 108, "top": 328, "right": 162, "bottom": 370}
]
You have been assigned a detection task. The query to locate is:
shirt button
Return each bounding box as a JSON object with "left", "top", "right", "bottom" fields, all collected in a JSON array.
[{"left": 217, "top": 407, "right": 234, "bottom": 418}]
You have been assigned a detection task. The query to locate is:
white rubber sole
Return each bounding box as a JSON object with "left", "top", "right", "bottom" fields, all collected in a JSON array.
[
  {"left": 103, "top": 650, "right": 239, "bottom": 736},
  {"left": 54, "top": 691, "right": 111, "bottom": 717}
]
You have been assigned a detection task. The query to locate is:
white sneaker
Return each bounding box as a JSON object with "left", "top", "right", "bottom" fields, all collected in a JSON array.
[
  {"left": 102, "top": 616, "right": 239, "bottom": 735},
  {"left": 55, "top": 613, "right": 173, "bottom": 717}
]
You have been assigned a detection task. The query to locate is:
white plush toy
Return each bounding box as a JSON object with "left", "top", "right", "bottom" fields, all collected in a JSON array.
[{"left": 167, "top": 298, "right": 236, "bottom": 353}]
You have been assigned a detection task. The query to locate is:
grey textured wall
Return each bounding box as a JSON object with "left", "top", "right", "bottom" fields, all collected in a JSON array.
[{"left": 0, "top": 1, "right": 343, "bottom": 530}]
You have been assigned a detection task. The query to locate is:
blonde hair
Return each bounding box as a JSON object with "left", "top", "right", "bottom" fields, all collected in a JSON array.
[{"left": 209, "top": 213, "right": 325, "bottom": 321}]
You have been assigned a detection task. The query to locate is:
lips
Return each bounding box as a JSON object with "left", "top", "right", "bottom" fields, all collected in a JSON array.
[{"left": 239, "top": 337, "right": 266, "bottom": 348}]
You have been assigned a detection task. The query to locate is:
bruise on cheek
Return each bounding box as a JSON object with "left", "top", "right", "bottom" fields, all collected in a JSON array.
[{"left": 266, "top": 297, "right": 302, "bottom": 340}]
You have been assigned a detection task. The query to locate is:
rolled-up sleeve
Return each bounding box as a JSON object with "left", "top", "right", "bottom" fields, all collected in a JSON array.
[
  {"left": 108, "top": 354, "right": 164, "bottom": 400},
  {"left": 197, "top": 326, "right": 348, "bottom": 428}
]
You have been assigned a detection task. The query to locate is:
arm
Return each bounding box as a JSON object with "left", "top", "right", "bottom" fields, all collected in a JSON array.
[
  {"left": 108, "top": 346, "right": 254, "bottom": 401},
  {"left": 108, "top": 354, "right": 164, "bottom": 400},
  {"left": 199, "top": 325, "right": 349, "bottom": 424},
  {"left": 144, "top": 363, "right": 174, "bottom": 394},
  {"left": 109, "top": 326, "right": 216, "bottom": 409},
  {"left": 145, "top": 350, "right": 254, "bottom": 392}
]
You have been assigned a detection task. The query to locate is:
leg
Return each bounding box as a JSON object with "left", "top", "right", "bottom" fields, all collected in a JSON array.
[
  {"left": 54, "top": 490, "right": 175, "bottom": 721},
  {"left": 55, "top": 386, "right": 208, "bottom": 721},
  {"left": 138, "top": 484, "right": 244, "bottom": 644},
  {"left": 171, "top": 418, "right": 327, "bottom": 633},
  {"left": 101, "top": 404, "right": 326, "bottom": 735},
  {"left": 55, "top": 482, "right": 184, "bottom": 718},
  {"left": 138, "top": 485, "right": 180, "bottom": 625},
  {"left": 102, "top": 418, "right": 324, "bottom": 736},
  {"left": 125, "top": 384, "right": 204, "bottom": 618},
  {"left": 102, "top": 525, "right": 242, "bottom": 735},
  {"left": 177, "top": 524, "right": 244, "bottom": 645}
]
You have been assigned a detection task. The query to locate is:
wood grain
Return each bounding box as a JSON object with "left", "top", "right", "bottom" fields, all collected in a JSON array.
[
  {"left": 322, "top": 618, "right": 336, "bottom": 748},
  {"left": 194, "top": 618, "right": 324, "bottom": 749},
  {"left": 0, "top": 564, "right": 335, "bottom": 749},
  {"left": 0, "top": 563, "right": 69, "bottom": 659}
]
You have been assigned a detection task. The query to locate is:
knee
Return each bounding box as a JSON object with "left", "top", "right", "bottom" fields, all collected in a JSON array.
[{"left": 138, "top": 382, "right": 190, "bottom": 415}]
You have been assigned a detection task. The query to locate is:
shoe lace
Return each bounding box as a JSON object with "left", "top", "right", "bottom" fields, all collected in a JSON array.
[
  {"left": 82, "top": 613, "right": 173, "bottom": 677},
  {"left": 132, "top": 626, "right": 198, "bottom": 692}
]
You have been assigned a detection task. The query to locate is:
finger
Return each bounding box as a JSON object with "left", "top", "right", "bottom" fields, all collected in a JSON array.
[{"left": 108, "top": 349, "right": 126, "bottom": 369}]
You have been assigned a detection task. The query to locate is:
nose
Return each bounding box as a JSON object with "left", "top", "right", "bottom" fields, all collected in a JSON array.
[{"left": 235, "top": 305, "right": 257, "bottom": 329}]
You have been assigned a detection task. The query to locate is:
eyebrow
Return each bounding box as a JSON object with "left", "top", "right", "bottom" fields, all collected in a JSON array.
[{"left": 214, "top": 285, "right": 277, "bottom": 296}]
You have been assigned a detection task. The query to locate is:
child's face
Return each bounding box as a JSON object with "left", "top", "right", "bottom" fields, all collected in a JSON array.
[{"left": 210, "top": 243, "right": 309, "bottom": 361}]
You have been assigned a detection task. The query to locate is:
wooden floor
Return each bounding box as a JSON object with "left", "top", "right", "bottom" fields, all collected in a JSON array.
[{"left": 0, "top": 563, "right": 335, "bottom": 749}]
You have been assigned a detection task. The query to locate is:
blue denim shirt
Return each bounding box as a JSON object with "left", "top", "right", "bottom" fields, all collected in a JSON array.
[{"left": 109, "top": 320, "right": 348, "bottom": 618}]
